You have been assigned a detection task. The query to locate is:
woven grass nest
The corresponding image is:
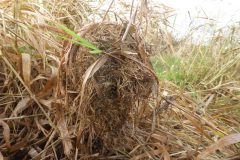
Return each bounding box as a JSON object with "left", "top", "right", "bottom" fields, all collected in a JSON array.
[{"left": 67, "top": 23, "right": 158, "bottom": 155}]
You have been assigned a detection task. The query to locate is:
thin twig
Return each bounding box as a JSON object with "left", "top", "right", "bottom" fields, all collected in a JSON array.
[
  {"left": 121, "top": 0, "right": 139, "bottom": 42},
  {"left": 1, "top": 114, "right": 44, "bottom": 121},
  {"left": 102, "top": 0, "right": 115, "bottom": 22}
]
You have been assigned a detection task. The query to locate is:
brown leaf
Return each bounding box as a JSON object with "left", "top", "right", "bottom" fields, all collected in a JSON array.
[
  {"left": 21, "top": 53, "right": 31, "bottom": 86},
  {"left": 25, "top": 31, "right": 41, "bottom": 54},
  {"left": 79, "top": 55, "right": 108, "bottom": 106},
  {"left": 30, "top": 75, "right": 47, "bottom": 85},
  {"left": 58, "top": 118, "right": 72, "bottom": 157},
  {"left": 197, "top": 133, "right": 240, "bottom": 159},
  {"left": 39, "top": 98, "right": 54, "bottom": 109},
  {"left": 36, "top": 66, "right": 58, "bottom": 98},
  {"left": 138, "top": 41, "right": 149, "bottom": 65},
  {"left": 11, "top": 96, "right": 31, "bottom": 117},
  {"left": 0, "top": 119, "right": 11, "bottom": 149}
]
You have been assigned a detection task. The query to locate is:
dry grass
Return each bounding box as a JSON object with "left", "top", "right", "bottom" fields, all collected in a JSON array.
[{"left": 0, "top": 0, "right": 240, "bottom": 160}]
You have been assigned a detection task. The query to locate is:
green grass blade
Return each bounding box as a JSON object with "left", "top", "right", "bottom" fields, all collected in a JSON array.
[{"left": 59, "top": 25, "right": 102, "bottom": 54}]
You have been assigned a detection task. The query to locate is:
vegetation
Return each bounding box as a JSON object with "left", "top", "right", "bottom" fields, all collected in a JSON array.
[{"left": 0, "top": 0, "right": 239, "bottom": 159}]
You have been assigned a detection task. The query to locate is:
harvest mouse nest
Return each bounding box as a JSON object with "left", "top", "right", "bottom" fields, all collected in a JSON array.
[{"left": 66, "top": 23, "right": 158, "bottom": 155}]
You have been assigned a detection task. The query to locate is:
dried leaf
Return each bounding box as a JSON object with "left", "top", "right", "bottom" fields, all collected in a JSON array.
[
  {"left": 197, "top": 133, "right": 240, "bottom": 159},
  {"left": 11, "top": 96, "right": 31, "bottom": 117},
  {"left": 30, "top": 75, "right": 47, "bottom": 85},
  {"left": 24, "top": 29, "right": 45, "bottom": 55},
  {"left": 21, "top": 53, "right": 31, "bottom": 86},
  {"left": 26, "top": 31, "right": 41, "bottom": 53},
  {"left": 39, "top": 98, "right": 54, "bottom": 109},
  {"left": 138, "top": 42, "right": 149, "bottom": 65},
  {"left": 0, "top": 119, "right": 11, "bottom": 149},
  {"left": 37, "top": 66, "right": 58, "bottom": 98},
  {"left": 79, "top": 55, "right": 108, "bottom": 106},
  {"left": 58, "top": 118, "right": 72, "bottom": 157}
]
